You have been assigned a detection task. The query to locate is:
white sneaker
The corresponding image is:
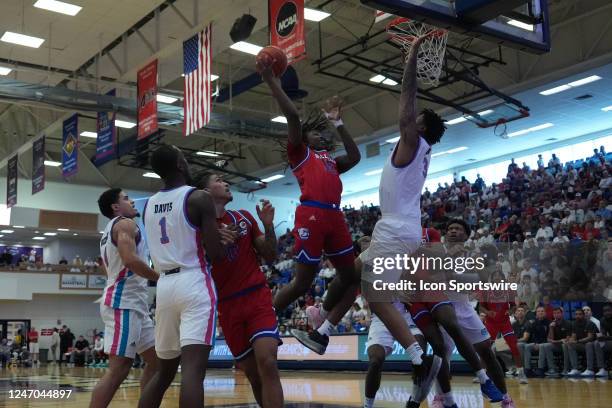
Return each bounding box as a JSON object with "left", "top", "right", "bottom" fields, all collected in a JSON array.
[
  {"left": 595, "top": 369, "right": 608, "bottom": 378},
  {"left": 581, "top": 369, "right": 595, "bottom": 377},
  {"left": 567, "top": 369, "right": 581, "bottom": 376},
  {"left": 472, "top": 377, "right": 480, "bottom": 383},
  {"left": 518, "top": 370, "right": 529, "bottom": 384}
]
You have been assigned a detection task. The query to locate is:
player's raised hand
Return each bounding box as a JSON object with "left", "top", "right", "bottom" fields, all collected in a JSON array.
[
  {"left": 323, "top": 95, "right": 344, "bottom": 122},
  {"left": 256, "top": 199, "right": 275, "bottom": 227},
  {"left": 218, "top": 224, "right": 239, "bottom": 245},
  {"left": 256, "top": 59, "right": 279, "bottom": 85}
]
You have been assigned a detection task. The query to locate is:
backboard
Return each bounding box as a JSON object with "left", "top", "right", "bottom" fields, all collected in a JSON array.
[{"left": 362, "top": 0, "right": 550, "bottom": 54}]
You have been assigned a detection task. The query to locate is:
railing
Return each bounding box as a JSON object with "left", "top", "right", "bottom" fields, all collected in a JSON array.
[{"left": 0, "top": 264, "right": 108, "bottom": 291}]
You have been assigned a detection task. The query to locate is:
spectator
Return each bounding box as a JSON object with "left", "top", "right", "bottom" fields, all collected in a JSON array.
[
  {"left": 512, "top": 306, "right": 531, "bottom": 376},
  {"left": 19, "top": 346, "right": 32, "bottom": 367},
  {"left": 565, "top": 308, "right": 598, "bottom": 376},
  {"left": 59, "top": 256, "right": 68, "bottom": 265},
  {"left": 59, "top": 326, "right": 75, "bottom": 366},
  {"left": 584, "top": 303, "right": 611, "bottom": 377},
  {"left": 522, "top": 306, "right": 550, "bottom": 376},
  {"left": 92, "top": 335, "right": 106, "bottom": 367},
  {"left": 13, "top": 329, "right": 23, "bottom": 350},
  {"left": 27, "top": 326, "right": 39, "bottom": 366},
  {"left": 49, "top": 328, "right": 60, "bottom": 364},
  {"left": 72, "top": 255, "right": 83, "bottom": 266},
  {"left": 71, "top": 335, "right": 90, "bottom": 366},
  {"left": 535, "top": 220, "right": 553, "bottom": 241},
  {"left": 537, "top": 154, "right": 545, "bottom": 169},
  {"left": 582, "top": 305, "right": 601, "bottom": 330},
  {"left": 278, "top": 324, "right": 290, "bottom": 336},
  {"left": 541, "top": 307, "right": 571, "bottom": 376},
  {"left": 0, "top": 338, "right": 10, "bottom": 368}
]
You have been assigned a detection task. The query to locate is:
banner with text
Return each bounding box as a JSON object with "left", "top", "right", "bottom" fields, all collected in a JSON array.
[
  {"left": 62, "top": 114, "right": 79, "bottom": 178},
  {"left": 137, "top": 59, "right": 158, "bottom": 140},
  {"left": 269, "top": 0, "right": 306, "bottom": 64},
  {"left": 6, "top": 154, "right": 18, "bottom": 208},
  {"left": 32, "top": 136, "right": 45, "bottom": 195},
  {"left": 96, "top": 89, "right": 116, "bottom": 161}
]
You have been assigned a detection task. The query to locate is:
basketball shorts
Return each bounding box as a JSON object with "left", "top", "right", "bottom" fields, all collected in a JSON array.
[
  {"left": 293, "top": 204, "right": 354, "bottom": 268},
  {"left": 407, "top": 300, "right": 453, "bottom": 330},
  {"left": 155, "top": 268, "right": 217, "bottom": 359},
  {"left": 218, "top": 285, "right": 282, "bottom": 361},
  {"left": 100, "top": 305, "right": 155, "bottom": 359},
  {"left": 485, "top": 319, "right": 515, "bottom": 340},
  {"left": 451, "top": 300, "right": 490, "bottom": 345},
  {"left": 28, "top": 343, "right": 39, "bottom": 354},
  {"left": 367, "top": 302, "right": 423, "bottom": 355}
]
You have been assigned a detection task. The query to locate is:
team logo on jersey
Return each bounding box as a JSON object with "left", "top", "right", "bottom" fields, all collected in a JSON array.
[
  {"left": 298, "top": 227, "right": 310, "bottom": 240},
  {"left": 238, "top": 220, "right": 248, "bottom": 237},
  {"left": 481, "top": 328, "right": 489, "bottom": 336}
]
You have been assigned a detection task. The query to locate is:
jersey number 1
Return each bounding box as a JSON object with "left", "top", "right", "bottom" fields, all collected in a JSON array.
[{"left": 159, "top": 217, "right": 170, "bottom": 244}]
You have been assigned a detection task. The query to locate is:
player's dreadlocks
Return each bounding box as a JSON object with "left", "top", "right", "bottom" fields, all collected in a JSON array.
[{"left": 301, "top": 109, "right": 328, "bottom": 140}]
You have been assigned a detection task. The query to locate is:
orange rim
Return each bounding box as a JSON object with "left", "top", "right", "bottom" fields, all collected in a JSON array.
[{"left": 386, "top": 16, "right": 448, "bottom": 40}]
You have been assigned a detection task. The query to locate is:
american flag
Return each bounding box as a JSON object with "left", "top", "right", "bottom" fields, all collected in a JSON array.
[{"left": 183, "top": 24, "right": 212, "bottom": 136}]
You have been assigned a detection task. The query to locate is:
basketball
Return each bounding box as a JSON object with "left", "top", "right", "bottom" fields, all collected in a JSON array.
[{"left": 256, "top": 46, "right": 288, "bottom": 77}]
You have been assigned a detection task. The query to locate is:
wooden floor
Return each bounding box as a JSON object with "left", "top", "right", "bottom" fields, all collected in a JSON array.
[{"left": 0, "top": 365, "right": 609, "bottom": 407}]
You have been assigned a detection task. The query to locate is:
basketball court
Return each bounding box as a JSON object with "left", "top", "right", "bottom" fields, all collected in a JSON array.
[{"left": 1, "top": 0, "right": 611, "bottom": 407}]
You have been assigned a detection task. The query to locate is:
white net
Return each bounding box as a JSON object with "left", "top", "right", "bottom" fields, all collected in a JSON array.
[{"left": 387, "top": 18, "right": 449, "bottom": 86}]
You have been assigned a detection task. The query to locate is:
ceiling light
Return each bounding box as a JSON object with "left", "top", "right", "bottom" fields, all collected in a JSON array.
[
  {"left": 1, "top": 32, "right": 45, "bottom": 48},
  {"left": 115, "top": 119, "right": 136, "bottom": 128},
  {"left": 211, "top": 74, "right": 219, "bottom": 81},
  {"left": 57, "top": 228, "right": 69, "bottom": 231},
  {"left": 431, "top": 146, "right": 468, "bottom": 157},
  {"left": 13, "top": 226, "right": 25, "bottom": 229},
  {"left": 157, "top": 94, "right": 178, "bottom": 104},
  {"left": 369, "top": 74, "right": 385, "bottom": 83},
  {"left": 1, "top": 230, "right": 14, "bottom": 233},
  {"left": 476, "top": 109, "right": 494, "bottom": 116},
  {"left": 567, "top": 75, "right": 601, "bottom": 87},
  {"left": 0, "top": 235, "right": 3, "bottom": 238},
  {"left": 507, "top": 122, "right": 554, "bottom": 138},
  {"left": 365, "top": 169, "right": 383, "bottom": 176},
  {"left": 271, "top": 116, "right": 288, "bottom": 124},
  {"left": 196, "top": 151, "right": 222, "bottom": 157},
  {"left": 507, "top": 19, "right": 533, "bottom": 31},
  {"left": 230, "top": 41, "right": 263, "bottom": 55},
  {"left": 34, "top": 0, "right": 82, "bottom": 16},
  {"left": 143, "top": 172, "right": 161, "bottom": 179},
  {"left": 80, "top": 131, "right": 97, "bottom": 138},
  {"left": 602, "top": 105, "right": 612, "bottom": 112},
  {"left": 0, "top": 66, "right": 12, "bottom": 75},
  {"left": 304, "top": 8, "right": 331, "bottom": 22},
  {"left": 539, "top": 85, "right": 571, "bottom": 96},
  {"left": 99, "top": 231, "right": 104, "bottom": 234},
  {"left": 44, "top": 160, "right": 61, "bottom": 167},
  {"left": 446, "top": 116, "right": 468, "bottom": 125},
  {"left": 44, "top": 232, "right": 57, "bottom": 236},
  {"left": 261, "top": 174, "right": 285, "bottom": 183},
  {"left": 382, "top": 78, "right": 398, "bottom": 86},
  {"left": 73, "top": 233, "right": 78, "bottom": 236},
  {"left": 386, "top": 136, "right": 400, "bottom": 144},
  {"left": 32, "top": 237, "right": 45, "bottom": 240}
]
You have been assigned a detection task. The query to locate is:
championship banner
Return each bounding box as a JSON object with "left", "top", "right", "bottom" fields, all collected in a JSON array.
[
  {"left": 269, "top": 0, "right": 306, "bottom": 64},
  {"left": 96, "top": 89, "right": 116, "bottom": 161},
  {"left": 6, "top": 154, "right": 18, "bottom": 208},
  {"left": 62, "top": 114, "right": 79, "bottom": 178},
  {"left": 137, "top": 59, "right": 158, "bottom": 140},
  {"left": 32, "top": 136, "right": 45, "bottom": 195}
]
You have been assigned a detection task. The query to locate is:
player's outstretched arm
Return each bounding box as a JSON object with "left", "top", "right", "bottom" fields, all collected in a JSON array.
[
  {"left": 114, "top": 219, "right": 159, "bottom": 282},
  {"left": 325, "top": 96, "right": 361, "bottom": 173},
  {"left": 258, "top": 60, "right": 302, "bottom": 147},
  {"left": 253, "top": 199, "right": 278, "bottom": 263},
  {"left": 395, "top": 35, "right": 428, "bottom": 166},
  {"left": 187, "top": 190, "right": 232, "bottom": 261}
]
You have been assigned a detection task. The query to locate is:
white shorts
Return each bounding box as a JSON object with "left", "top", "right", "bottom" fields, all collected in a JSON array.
[
  {"left": 155, "top": 268, "right": 217, "bottom": 359},
  {"left": 366, "top": 303, "right": 423, "bottom": 354},
  {"left": 101, "top": 305, "right": 155, "bottom": 359},
  {"left": 29, "top": 343, "right": 39, "bottom": 353},
  {"left": 443, "top": 300, "right": 490, "bottom": 350},
  {"left": 359, "top": 236, "right": 421, "bottom": 284}
]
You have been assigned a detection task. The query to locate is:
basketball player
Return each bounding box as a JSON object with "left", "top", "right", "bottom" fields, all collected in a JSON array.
[
  {"left": 138, "top": 145, "right": 233, "bottom": 408},
  {"left": 258, "top": 59, "right": 362, "bottom": 352},
  {"left": 197, "top": 173, "right": 283, "bottom": 408},
  {"left": 294, "top": 33, "right": 446, "bottom": 394},
  {"left": 91, "top": 188, "right": 159, "bottom": 408},
  {"left": 436, "top": 219, "right": 517, "bottom": 408},
  {"left": 479, "top": 271, "right": 528, "bottom": 384}
]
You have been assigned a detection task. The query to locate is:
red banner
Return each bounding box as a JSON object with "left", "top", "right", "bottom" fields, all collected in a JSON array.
[
  {"left": 269, "top": 0, "right": 306, "bottom": 64},
  {"left": 137, "top": 59, "right": 158, "bottom": 140}
]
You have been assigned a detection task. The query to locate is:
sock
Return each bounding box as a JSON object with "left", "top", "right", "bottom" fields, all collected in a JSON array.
[
  {"left": 434, "top": 379, "right": 443, "bottom": 396},
  {"left": 476, "top": 369, "right": 489, "bottom": 384},
  {"left": 320, "top": 306, "right": 329, "bottom": 319},
  {"left": 442, "top": 391, "right": 455, "bottom": 407},
  {"left": 518, "top": 367, "right": 524, "bottom": 374},
  {"left": 364, "top": 396, "right": 375, "bottom": 408},
  {"left": 317, "top": 320, "right": 334, "bottom": 337},
  {"left": 406, "top": 342, "right": 424, "bottom": 366}
]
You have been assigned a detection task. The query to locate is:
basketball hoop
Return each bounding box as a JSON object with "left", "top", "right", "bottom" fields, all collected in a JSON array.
[{"left": 387, "top": 17, "right": 449, "bottom": 86}]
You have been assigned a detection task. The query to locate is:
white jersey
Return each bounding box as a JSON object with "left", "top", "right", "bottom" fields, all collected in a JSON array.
[
  {"left": 375, "top": 136, "right": 431, "bottom": 240},
  {"left": 143, "top": 185, "right": 209, "bottom": 273},
  {"left": 100, "top": 217, "right": 149, "bottom": 313}
]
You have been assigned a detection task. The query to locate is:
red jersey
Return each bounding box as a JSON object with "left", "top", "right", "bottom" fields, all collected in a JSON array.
[
  {"left": 480, "top": 290, "right": 515, "bottom": 324},
  {"left": 211, "top": 209, "right": 267, "bottom": 300},
  {"left": 28, "top": 330, "right": 38, "bottom": 343},
  {"left": 422, "top": 227, "right": 441, "bottom": 243},
  {"left": 288, "top": 142, "right": 343, "bottom": 205}
]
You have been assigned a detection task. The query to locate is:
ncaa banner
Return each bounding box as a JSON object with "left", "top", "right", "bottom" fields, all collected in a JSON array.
[
  {"left": 137, "top": 59, "right": 158, "bottom": 140},
  {"left": 96, "top": 89, "right": 116, "bottom": 162},
  {"left": 269, "top": 0, "right": 306, "bottom": 64},
  {"left": 6, "top": 154, "right": 18, "bottom": 208},
  {"left": 62, "top": 114, "right": 79, "bottom": 178},
  {"left": 32, "top": 136, "right": 45, "bottom": 195}
]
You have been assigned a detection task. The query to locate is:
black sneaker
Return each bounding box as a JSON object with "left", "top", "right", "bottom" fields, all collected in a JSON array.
[
  {"left": 290, "top": 328, "right": 329, "bottom": 355},
  {"left": 411, "top": 355, "right": 443, "bottom": 400},
  {"left": 405, "top": 399, "right": 421, "bottom": 408}
]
